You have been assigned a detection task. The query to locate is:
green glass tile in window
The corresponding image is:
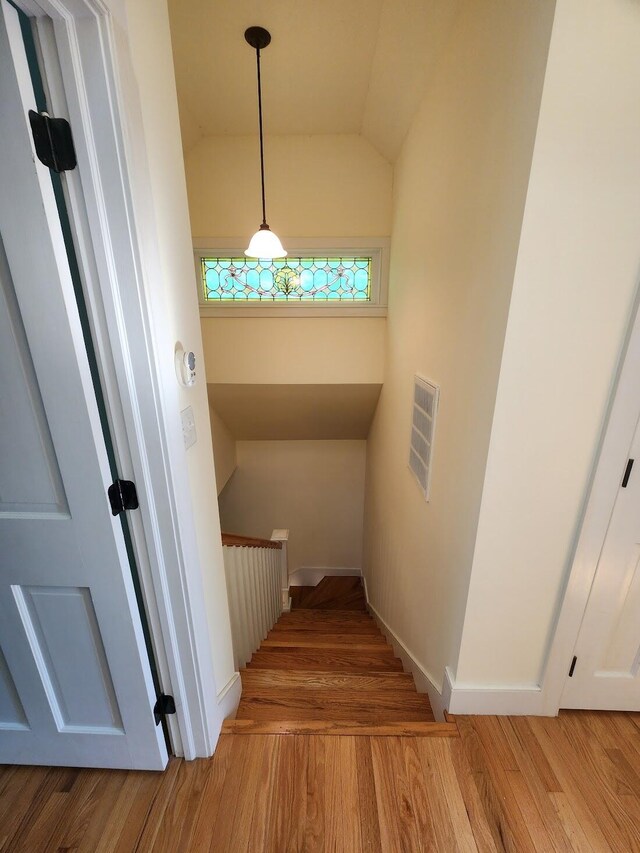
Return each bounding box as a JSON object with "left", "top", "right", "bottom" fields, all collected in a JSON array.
[{"left": 201, "top": 256, "right": 372, "bottom": 303}]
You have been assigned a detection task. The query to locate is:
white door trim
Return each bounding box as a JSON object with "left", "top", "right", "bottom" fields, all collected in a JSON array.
[
  {"left": 16, "top": 0, "right": 219, "bottom": 757},
  {"left": 540, "top": 285, "right": 640, "bottom": 715}
]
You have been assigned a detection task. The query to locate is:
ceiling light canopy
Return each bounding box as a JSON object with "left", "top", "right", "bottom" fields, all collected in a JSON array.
[{"left": 244, "top": 26, "right": 286, "bottom": 260}]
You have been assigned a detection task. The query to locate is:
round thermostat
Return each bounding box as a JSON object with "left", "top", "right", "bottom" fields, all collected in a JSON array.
[{"left": 175, "top": 345, "right": 196, "bottom": 387}]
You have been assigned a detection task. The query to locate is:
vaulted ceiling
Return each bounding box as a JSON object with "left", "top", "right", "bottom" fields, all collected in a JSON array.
[{"left": 168, "top": 0, "right": 460, "bottom": 162}]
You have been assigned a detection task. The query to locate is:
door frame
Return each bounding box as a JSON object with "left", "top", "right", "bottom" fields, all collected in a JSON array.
[
  {"left": 15, "top": 0, "right": 219, "bottom": 757},
  {"left": 540, "top": 283, "right": 640, "bottom": 715}
]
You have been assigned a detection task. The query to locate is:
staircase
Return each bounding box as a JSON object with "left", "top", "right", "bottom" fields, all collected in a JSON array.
[{"left": 223, "top": 577, "right": 456, "bottom": 737}]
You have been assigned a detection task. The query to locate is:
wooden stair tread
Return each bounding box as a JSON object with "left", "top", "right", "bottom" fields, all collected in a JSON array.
[
  {"left": 238, "top": 688, "right": 432, "bottom": 709},
  {"left": 223, "top": 719, "right": 458, "bottom": 737},
  {"left": 236, "top": 691, "right": 434, "bottom": 721},
  {"left": 275, "top": 618, "right": 376, "bottom": 631},
  {"left": 247, "top": 650, "right": 404, "bottom": 672},
  {"left": 277, "top": 610, "right": 375, "bottom": 623},
  {"left": 236, "top": 707, "right": 434, "bottom": 722},
  {"left": 290, "top": 598, "right": 367, "bottom": 612},
  {"left": 270, "top": 624, "right": 383, "bottom": 637},
  {"left": 240, "top": 670, "right": 416, "bottom": 691},
  {"left": 275, "top": 626, "right": 377, "bottom": 636},
  {"left": 261, "top": 637, "right": 390, "bottom": 650},
  {"left": 251, "top": 641, "right": 395, "bottom": 655}
]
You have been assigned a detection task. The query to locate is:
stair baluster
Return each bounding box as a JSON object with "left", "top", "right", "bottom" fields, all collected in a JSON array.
[{"left": 221, "top": 532, "right": 285, "bottom": 670}]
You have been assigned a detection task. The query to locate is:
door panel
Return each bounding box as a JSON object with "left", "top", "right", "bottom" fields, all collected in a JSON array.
[
  {"left": 561, "top": 414, "right": 640, "bottom": 710},
  {"left": 0, "top": 0, "right": 167, "bottom": 769},
  {"left": 0, "top": 236, "right": 68, "bottom": 518},
  {"left": 0, "top": 648, "right": 28, "bottom": 730},
  {"left": 13, "top": 586, "right": 124, "bottom": 733}
]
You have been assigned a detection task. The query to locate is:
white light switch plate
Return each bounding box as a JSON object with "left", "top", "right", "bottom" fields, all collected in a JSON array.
[{"left": 181, "top": 406, "right": 197, "bottom": 449}]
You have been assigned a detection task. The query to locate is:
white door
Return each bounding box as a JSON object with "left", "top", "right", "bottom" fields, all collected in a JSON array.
[
  {"left": 561, "top": 412, "right": 640, "bottom": 711},
  {"left": 0, "top": 0, "right": 168, "bottom": 770}
]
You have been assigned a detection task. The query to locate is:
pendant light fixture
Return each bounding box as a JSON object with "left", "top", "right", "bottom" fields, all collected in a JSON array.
[{"left": 244, "top": 26, "right": 286, "bottom": 259}]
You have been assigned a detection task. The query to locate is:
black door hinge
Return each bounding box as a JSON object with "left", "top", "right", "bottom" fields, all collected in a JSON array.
[
  {"left": 107, "top": 479, "right": 139, "bottom": 516},
  {"left": 28, "top": 110, "right": 77, "bottom": 173},
  {"left": 622, "top": 458, "right": 634, "bottom": 488},
  {"left": 568, "top": 656, "right": 577, "bottom": 677},
  {"left": 153, "top": 694, "right": 176, "bottom": 726}
]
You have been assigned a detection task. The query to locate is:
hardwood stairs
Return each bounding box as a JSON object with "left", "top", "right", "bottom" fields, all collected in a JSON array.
[
  {"left": 223, "top": 577, "right": 457, "bottom": 737},
  {"left": 289, "top": 574, "right": 368, "bottom": 611}
]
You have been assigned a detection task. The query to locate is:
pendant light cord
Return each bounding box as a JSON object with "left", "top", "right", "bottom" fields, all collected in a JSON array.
[{"left": 256, "top": 47, "right": 267, "bottom": 227}]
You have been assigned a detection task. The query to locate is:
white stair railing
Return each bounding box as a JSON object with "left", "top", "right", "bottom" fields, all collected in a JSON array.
[{"left": 222, "top": 531, "right": 288, "bottom": 669}]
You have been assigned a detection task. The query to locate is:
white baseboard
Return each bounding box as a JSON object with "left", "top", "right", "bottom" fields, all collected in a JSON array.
[
  {"left": 208, "top": 671, "right": 242, "bottom": 755},
  {"left": 446, "top": 670, "right": 547, "bottom": 715},
  {"left": 288, "top": 566, "right": 361, "bottom": 587},
  {"left": 216, "top": 671, "right": 242, "bottom": 721},
  {"left": 363, "top": 579, "right": 550, "bottom": 717},
  {"left": 363, "top": 579, "right": 447, "bottom": 721},
  {"left": 441, "top": 667, "right": 453, "bottom": 715}
]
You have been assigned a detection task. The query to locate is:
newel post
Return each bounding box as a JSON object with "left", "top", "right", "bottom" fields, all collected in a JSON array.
[{"left": 270, "top": 529, "right": 291, "bottom": 612}]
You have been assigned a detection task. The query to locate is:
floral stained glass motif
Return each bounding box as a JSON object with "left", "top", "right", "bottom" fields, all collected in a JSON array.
[{"left": 201, "top": 257, "right": 372, "bottom": 303}]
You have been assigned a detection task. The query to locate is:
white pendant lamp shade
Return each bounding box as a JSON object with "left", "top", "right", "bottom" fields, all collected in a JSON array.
[
  {"left": 244, "top": 26, "right": 287, "bottom": 260},
  {"left": 245, "top": 225, "right": 287, "bottom": 259}
]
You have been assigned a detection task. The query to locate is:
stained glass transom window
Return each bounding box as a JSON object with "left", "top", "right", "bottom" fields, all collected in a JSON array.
[{"left": 201, "top": 257, "right": 372, "bottom": 303}]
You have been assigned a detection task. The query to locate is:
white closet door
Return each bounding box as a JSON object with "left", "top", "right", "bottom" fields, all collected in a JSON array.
[
  {"left": 0, "top": 0, "right": 167, "bottom": 770},
  {"left": 561, "top": 413, "right": 640, "bottom": 711}
]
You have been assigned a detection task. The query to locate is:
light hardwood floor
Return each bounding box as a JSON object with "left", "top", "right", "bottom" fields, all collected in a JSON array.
[
  {"left": 1, "top": 579, "right": 639, "bottom": 851},
  {"left": 1, "top": 712, "right": 640, "bottom": 851}
]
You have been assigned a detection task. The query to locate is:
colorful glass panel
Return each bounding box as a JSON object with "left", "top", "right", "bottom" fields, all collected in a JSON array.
[{"left": 201, "top": 257, "right": 372, "bottom": 302}]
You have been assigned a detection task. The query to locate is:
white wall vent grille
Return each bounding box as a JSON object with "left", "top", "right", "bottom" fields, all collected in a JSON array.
[{"left": 409, "top": 375, "right": 439, "bottom": 501}]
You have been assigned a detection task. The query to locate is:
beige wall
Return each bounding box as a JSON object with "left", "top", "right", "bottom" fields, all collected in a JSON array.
[
  {"left": 455, "top": 0, "right": 640, "bottom": 688},
  {"left": 219, "top": 441, "right": 366, "bottom": 573},
  {"left": 191, "top": 134, "right": 391, "bottom": 395},
  {"left": 186, "top": 134, "right": 392, "bottom": 239},
  {"left": 202, "top": 318, "right": 385, "bottom": 385},
  {"left": 209, "top": 384, "right": 381, "bottom": 440},
  {"left": 191, "top": 134, "right": 391, "bottom": 393},
  {"left": 362, "top": 0, "right": 555, "bottom": 691},
  {"left": 209, "top": 406, "right": 237, "bottom": 495},
  {"left": 121, "top": 0, "right": 236, "bottom": 698}
]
